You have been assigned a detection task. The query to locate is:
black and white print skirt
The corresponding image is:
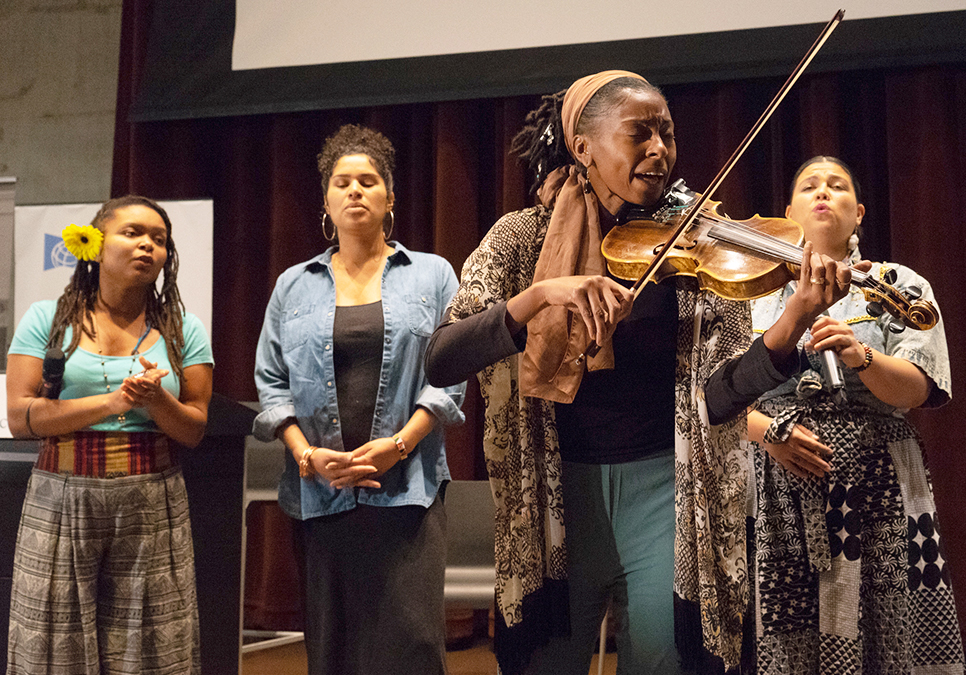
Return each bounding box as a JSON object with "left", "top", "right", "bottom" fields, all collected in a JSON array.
[{"left": 752, "top": 401, "right": 965, "bottom": 675}]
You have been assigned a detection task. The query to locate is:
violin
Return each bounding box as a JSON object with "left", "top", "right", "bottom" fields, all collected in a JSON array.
[
  {"left": 576, "top": 9, "right": 936, "bottom": 364},
  {"left": 602, "top": 180, "right": 940, "bottom": 333}
]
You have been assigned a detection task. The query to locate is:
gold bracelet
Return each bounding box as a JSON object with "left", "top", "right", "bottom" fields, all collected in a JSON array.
[
  {"left": 299, "top": 446, "right": 318, "bottom": 478},
  {"left": 853, "top": 342, "right": 874, "bottom": 372},
  {"left": 392, "top": 434, "right": 409, "bottom": 460}
]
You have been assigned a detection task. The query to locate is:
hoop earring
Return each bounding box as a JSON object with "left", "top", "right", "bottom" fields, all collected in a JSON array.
[
  {"left": 321, "top": 213, "right": 336, "bottom": 241},
  {"left": 384, "top": 211, "right": 394, "bottom": 240}
]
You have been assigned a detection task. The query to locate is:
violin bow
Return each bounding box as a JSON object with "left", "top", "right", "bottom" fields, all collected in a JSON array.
[{"left": 577, "top": 9, "right": 845, "bottom": 364}]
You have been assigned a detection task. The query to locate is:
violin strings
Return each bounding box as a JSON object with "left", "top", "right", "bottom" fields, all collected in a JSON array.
[{"left": 665, "top": 206, "right": 873, "bottom": 286}]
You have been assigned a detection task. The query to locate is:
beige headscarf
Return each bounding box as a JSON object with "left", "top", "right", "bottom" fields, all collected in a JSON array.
[{"left": 519, "top": 70, "right": 649, "bottom": 403}]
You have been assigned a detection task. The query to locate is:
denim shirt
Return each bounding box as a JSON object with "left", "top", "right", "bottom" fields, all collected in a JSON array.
[
  {"left": 751, "top": 253, "right": 951, "bottom": 414},
  {"left": 253, "top": 243, "right": 466, "bottom": 519}
]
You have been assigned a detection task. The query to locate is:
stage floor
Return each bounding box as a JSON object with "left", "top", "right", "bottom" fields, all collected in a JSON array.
[{"left": 241, "top": 635, "right": 618, "bottom": 675}]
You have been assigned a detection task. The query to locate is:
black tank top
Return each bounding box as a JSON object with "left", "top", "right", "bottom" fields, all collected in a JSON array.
[{"left": 332, "top": 301, "right": 384, "bottom": 453}]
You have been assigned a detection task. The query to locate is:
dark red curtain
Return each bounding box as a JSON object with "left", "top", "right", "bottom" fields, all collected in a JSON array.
[{"left": 114, "top": 0, "right": 966, "bottom": 642}]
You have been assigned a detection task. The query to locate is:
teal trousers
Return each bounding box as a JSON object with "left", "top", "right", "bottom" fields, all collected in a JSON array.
[{"left": 527, "top": 450, "right": 684, "bottom": 675}]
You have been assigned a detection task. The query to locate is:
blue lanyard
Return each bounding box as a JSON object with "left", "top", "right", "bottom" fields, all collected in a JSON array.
[{"left": 132, "top": 321, "right": 152, "bottom": 354}]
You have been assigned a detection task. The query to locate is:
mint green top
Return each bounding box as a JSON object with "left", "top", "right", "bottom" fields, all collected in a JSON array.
[{"left": 9, "top": 300, "right": 214, "bottom": 432}]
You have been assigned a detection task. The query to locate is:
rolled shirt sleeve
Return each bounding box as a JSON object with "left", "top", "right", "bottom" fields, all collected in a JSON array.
[
  {"left": 415, "top": 382, "right": 465, "bottom": 427},
  {"left": 253, "top": 278, "right": 297, "bottom": 442}
]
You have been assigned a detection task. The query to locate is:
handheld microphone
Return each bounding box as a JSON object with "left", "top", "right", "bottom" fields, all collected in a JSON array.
[
  {"left": 817, "top": 313, "right": 847, "bottom": 407},
  {"left": 40, "top": 347, "right": 66, "bottom": 399},
  {"left": 820, "top": 348, "right": 846, "bottom": 388}
]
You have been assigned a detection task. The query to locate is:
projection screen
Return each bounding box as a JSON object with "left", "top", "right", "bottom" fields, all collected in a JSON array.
[{"left": 129, "top": 0, "right": 966, "bottom": 122}]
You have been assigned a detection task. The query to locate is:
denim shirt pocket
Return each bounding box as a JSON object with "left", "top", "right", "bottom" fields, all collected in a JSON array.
[
  {"left": 404, "top": 293, "right": 439, "bottom": 337},
  {"left": 281, "top": 302, "right": 316, "bottom": 351}
]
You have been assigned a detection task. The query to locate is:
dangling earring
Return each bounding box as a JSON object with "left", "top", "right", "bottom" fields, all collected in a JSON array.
[
  {"left": 848, "top": 230, "right": 860, "bottom": 254},
  {"left": 384, "top": 211, "right": 394, "bottom": 240},
  {"left": 321, "top": 212, "right": 336, "bottom": 241}
]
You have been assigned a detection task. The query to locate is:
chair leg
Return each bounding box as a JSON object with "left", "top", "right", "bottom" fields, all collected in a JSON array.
[{"left": 598, "top": 607, "right": 608, "bottom": 675}]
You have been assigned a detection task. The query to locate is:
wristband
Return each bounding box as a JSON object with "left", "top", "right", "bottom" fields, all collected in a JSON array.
[
  {"left": 25, "top": 399, "right": 39, "bottom": 438},
  {"left": 393, "top": 434, "right": 409, "bottom": 459},
  {"left": 853, "top": 342, "right": 874, "bottom": 372},
  {"left": 763, "top": 407, "right": 801, "bottom": 445},
  {"left": 299, "top": 447, "right": 318, "bottom": 478}
]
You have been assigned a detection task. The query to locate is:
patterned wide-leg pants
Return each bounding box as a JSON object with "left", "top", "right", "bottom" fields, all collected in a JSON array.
[{"left": 6, "top": 468, "right": 201, "bottom": 675}]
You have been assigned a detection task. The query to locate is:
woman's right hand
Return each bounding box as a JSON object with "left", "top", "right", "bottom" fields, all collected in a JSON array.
[
  {"left": 105, "top": 387, "right": 137, "bottom": 417},
  {"left": 510, "top": 275, "right": 633, "bottom": 342},
  {"left": 309, "top": 447, "right": 380, "bottom": 490},
  {"left": 764, "top": 423, "right": 833, "bottom": 479}
]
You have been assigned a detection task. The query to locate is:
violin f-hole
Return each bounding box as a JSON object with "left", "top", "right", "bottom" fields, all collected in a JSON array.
[{"left": 652, "top": 240, "right": 697, "bottom": 256}]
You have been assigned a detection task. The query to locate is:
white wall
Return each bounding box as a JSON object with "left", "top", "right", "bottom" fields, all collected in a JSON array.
[{"left": 0, "top": 0, "right": 123, "bottom": 205}]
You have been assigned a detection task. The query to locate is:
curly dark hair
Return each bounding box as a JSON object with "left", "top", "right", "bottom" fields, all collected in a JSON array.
[
  {"left": 512, "top": 77, "right": 665, "bottom": 191},
  {"left": 317, "top": 124, "right": 396, "bottom": 194},
  {"left": 48, "top": 195, "right": 188, "bottom": 381}
]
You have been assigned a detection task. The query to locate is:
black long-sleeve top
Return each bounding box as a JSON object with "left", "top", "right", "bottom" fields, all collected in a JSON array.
[{"left": 426, "top": 293, "right": 797, "bottom": 463}]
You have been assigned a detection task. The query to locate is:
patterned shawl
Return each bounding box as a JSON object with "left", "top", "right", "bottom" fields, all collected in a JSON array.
[{"left": 447, "top": 205, "right": 754, "bottom": 671}]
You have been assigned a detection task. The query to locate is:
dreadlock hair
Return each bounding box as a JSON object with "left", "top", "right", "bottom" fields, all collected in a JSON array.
[
  {"left": 512, "top": 78, "right": 667, "bottom": 192},
  {"left": 48, "top": 195, "right": 188, "bottom": 382},
  {"left": 511, "top": 90, "right": 570, "bottom": 193}
]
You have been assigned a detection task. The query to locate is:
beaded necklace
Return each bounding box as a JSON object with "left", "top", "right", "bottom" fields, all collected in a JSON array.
[{"left": 95, "top": 313, "right": 151, "bottom": 424}]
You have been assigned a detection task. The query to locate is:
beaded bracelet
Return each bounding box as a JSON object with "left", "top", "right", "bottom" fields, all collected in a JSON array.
[{"left": 853, "top": 342, "right": 874, "bottom": 372}]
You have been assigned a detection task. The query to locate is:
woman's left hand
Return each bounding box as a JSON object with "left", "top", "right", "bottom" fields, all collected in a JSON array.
[
  {"left": 806, "top": 315, "right": 867, "bottom": 368},
  {"left": 764, "top": 423, "right": 833, "bottom": 479},
  {"left": 787, "top": 243, "right": 871, "bottom": 321},
  {"left": 341, "top": 437, "right": 401, "bottom": 479},
  {"left": 119, "top": 356, "right": 169, "bottom": 408},
  {"left": 761, "top": 246, "right": 872, "bottom": 362}
]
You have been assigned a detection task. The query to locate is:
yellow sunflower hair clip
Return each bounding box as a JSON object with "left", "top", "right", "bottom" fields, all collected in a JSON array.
[{"left": 62, "top": 223, "right": 103, "bottom": 261}]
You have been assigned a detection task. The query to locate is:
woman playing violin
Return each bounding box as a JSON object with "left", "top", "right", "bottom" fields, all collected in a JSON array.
[
  {"left": 748, "top": 156, "right": 964, "bottom": 673},
  {"left": 425, "top": 73, "right": 856, "bottom": 675}
]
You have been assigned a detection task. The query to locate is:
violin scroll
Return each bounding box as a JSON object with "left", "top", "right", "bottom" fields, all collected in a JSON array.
[{"left": 860, "top": 266, "right": 939, "bottom": 332}]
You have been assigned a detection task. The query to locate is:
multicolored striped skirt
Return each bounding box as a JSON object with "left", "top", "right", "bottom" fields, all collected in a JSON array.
[{"left": 36, "top": 430, "right": 175, "bottom": 478}]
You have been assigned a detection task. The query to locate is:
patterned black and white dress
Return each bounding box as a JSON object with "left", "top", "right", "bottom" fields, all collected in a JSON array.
[{"left": 749, "top": 255, "right": 964, "bottom": 674}]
